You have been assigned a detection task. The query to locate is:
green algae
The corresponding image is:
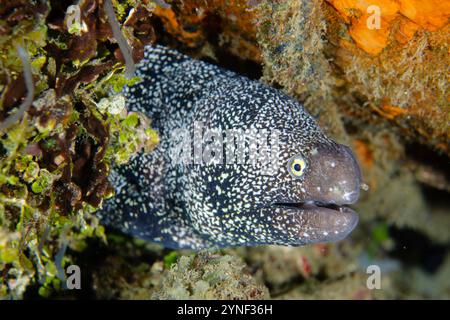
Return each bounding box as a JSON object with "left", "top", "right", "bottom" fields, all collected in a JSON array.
[{"left": 0, "top": 0, "right": 157, "bottom": 299}]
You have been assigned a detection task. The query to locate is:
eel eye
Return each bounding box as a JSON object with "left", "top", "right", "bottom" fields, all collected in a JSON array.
[{"left": 288, "top": 154, "right": 307, "bottom": 178}]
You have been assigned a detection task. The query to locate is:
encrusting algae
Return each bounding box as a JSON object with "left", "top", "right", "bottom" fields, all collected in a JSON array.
[
  {"left": 0, "top": 0, "right": 449, "bottom": 300},
  {"left": 0, "top": 0, "right": 158, "bottom": 298}
]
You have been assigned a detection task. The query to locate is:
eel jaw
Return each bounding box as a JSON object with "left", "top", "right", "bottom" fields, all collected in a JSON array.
[{"left": 272, "top": 201, "right": 359, "bottom": 243}]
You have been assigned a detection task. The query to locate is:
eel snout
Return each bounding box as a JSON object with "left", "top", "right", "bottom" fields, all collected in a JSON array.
[{"left": 302, "top": 142, "right": 363, "bottom": 206}]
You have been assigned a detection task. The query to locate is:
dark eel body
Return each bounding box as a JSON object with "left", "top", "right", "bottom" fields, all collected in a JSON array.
[{"left": 98, "top": 45, "right": 362, "bottom": 250}]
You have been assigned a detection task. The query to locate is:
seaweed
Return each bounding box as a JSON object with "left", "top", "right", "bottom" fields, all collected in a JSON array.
[
  {"left": 0, "top": 46, "right": 34, "bottom": 132},
  {"left": 0, "top": 0, "right": 158, "bottom": 298}
]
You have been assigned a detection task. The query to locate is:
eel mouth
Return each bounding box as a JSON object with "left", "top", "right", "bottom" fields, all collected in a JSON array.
[
  {"left": 272, "top": 201, "right": 359, "bottom": 242},
  {"left": 273, "top": 201, "right": 355, "bottom": 214}
]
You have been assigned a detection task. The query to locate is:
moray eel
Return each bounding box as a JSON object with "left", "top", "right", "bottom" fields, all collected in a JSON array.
[{"left": 98, "top": 45, "right": 362, "bottom": 250}]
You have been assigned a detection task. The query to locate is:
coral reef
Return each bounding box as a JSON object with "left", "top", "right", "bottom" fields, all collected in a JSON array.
[
  {"left": 151, "top": 253, "right": 269, "bottom": 300},
  {"left": 243, "top": 243, "right": 363, "bottom": 295},
  {"left": 0, "top": 0, "right": 448, "bottom": 300},
  {"left": 391, "top": 253, "right": 450, "bottom": 299},
  {"left": 90, "top": 235, "right": 165, "bottom": 300},
  {"left": 91, "top": 248, "right": 269, "bottom": 300}
]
